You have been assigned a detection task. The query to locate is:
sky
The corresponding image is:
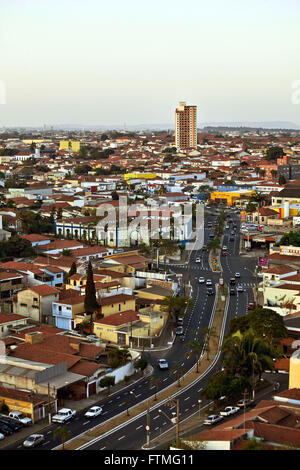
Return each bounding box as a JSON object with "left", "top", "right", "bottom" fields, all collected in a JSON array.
[{"left": 1, "top": 0, "right": 300, "bottom": 127}]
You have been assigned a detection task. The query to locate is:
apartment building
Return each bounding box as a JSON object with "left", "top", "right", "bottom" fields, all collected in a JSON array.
[{"left": 175, "top": 101, "right": 197, "bottom": 150}]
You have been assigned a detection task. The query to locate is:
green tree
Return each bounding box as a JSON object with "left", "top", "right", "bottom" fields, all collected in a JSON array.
[
  {"left": 266, "top": 146, "right": 284, "bottom": 161},
  {"left": 160, "top": 295, "right": 193, "bottom": 323},
  {"left": 84, "top": 261, "right": 99, "bottom": 321},
  {"left": 185, "top": 339, "right": 203, "bottom": 373},
  {"left": 149, "top": 376, "right": 162, "bottom": 400},
  {"left": 279, "top": 174, "right": 286, "bottom": 185},
  {"left": 53, "top": 425, "right": 72, "bottom": 450},
  {"left": 134, "top": 358, "right": 148, "bottom": 376},
  {"left": 99, "top": 375, "right": 115, "bottom": 396}
]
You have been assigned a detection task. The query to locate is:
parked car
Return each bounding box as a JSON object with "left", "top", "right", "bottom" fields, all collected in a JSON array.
[
  {"left": 199, "top": 277, "right": 205, "bottom": 284},
  {"left": 203, "top": 414, "right": 223, "bottom": 425},
  {"left": 0, "top": 417, "right": 22, "bottom": 431},
  {"left": 84, "top": 406, "right": 103, "bottom": 418},
  {"left": 0, "top": 432, "right": 4, "bottom": 440},
  {"left": 237, "top": 398, "right": 255, "bottom": 408},
  {"left": 195, "top": 257, "right": 201, "bottom": 263},
  {"left": 157, "top": 359, "right": 169, "bottom": 370},
  {"left": 8, "top": 411, "right": 32, "bottom": 426},
  {"left": 23, "top": 434, "right": 45, "bottom": 448},
  {"left": 220, "top": 406, "right": 240, "bottom": 417},
  {"left": 0, "top": 422, "right": 13, "bottom": 436},
  {"left": 175, "top": 326, "right": 184, "bottom": 336},
  {"left": 51, "top": 408, "right": 76, "bottom": 424}
]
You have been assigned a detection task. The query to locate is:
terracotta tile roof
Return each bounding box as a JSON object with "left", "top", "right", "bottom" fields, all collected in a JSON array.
[
  {"left": 0, "top": 313, "right": 27, "bottom": 324},
  {"left": 95, "top": 309, "right": 139, "bottom": 326},
  {"left": 10, "top": 343, "right": 81, "bottom": 369},
  {"left": 98, "top": 294, "right": 135, "bottom": 306},
  {"left": 29, "top": 285, "right": 59, "bottom": 296},
  {"left": 69, "top": 360, "right": 101, "bottom": 377},
  {"left": 252, "top": 421, "right": 300, "bottom": 447}
]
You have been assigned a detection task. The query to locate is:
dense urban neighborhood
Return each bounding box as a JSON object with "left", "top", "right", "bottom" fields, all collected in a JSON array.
[{"left": 1, "top": 124, "right": 300, "bottom": 451}]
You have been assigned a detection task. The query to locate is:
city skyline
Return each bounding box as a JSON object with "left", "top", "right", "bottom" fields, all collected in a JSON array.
[{"left": 1, "top": 0, "right": 300, "bottom": 127}]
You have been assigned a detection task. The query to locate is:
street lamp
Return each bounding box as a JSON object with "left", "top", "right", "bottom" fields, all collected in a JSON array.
[
  {"left": 158, "top": 399, "right": 180, "bottom": 448},
  {"left": 130, "top": 391, "right": 150, "bottom": 448},
  {"left": 198, "top": 399, "right": 202, "bottom": 420}
]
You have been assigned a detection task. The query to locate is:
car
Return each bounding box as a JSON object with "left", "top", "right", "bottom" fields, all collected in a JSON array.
[
  {"left": 0, "top": 432, "right": 4, "bottom": 440},
  {"left": 199, "top": 277, "right": 205, "bottom": 284},
  {"left": 0, "top": 417, "right": 21, "bottom": 432},
  {"left": 237, "top": 398, "right": 255, "bottom": 408},
  {"left": 220, "top": 406, "right": 240, "bottom": 417},
  {"left": 0, "top": 422, "right": 13, "bottom": 436},
  {"left": 248, "top": 302, "right": 255, "bottom": 310},
  {"left": 177, "top": 317, "right": 184, "bottom": 325},
  {"left": 51, "top": 408, "right": 76, "bottom": 424},
  {"left": 223, "top": 245, "right": 227, "bottom": 251},
  {"left": 235, "top": 272, "right": 240, "bottom": 278},
  {"left": 202, "top": 245, "right": 207, "bottom": 251},
  {"left": 8, "top": 411, "right": 32, "bottom": 426},
  {"left": 23, "top": 434, "right": 45, "bottom": 448},
  {"left": 229, "top": 278, "right": 236, "bottom": 285},
  {"left": 203, "top": 414, "right": 223, "bottom": 425},
  {"left": 175, "top": 326, "right": 184, "bottom": 335},
  {"left": 229, "top": 236, "right": 234, "bottom": 241},
  {"left": 209, "top": 233, "right": 214, "bottom": 239},
  {"left": 225, "top": 225, "right": 230, "bottom": 229},
  {"left": 158, "top": 359, "right": 169, "bottom": 370},
  {"left": 219, "top": 278, "right": 224, "bottom": 286},
  {"left": 206, "top": 279, "right": 212, "bottom": 286},
  {"left": 237, "top": 284, "right": 244, "bottom": 293},
  {"left": 84, "top": 406, "right": 103, "bottom": 418},
  {"left": 221, "top": 251, "right": 227, "bottom": 256},
  {"left": 195, "top": 257, "right": 201, "bottom": 263},
  {"left": 229, "top": 288, "right": 235, "bottom": 295},
  {"left": 207, "top": 287, "right": 214, "bottom": 295}
]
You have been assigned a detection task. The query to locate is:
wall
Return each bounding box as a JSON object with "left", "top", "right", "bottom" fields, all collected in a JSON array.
[{"left": 96, "top": 350, "right": 140, "bottom": 393}]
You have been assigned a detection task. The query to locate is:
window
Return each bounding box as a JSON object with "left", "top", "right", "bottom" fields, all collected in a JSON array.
[
  {"left": 20, "top": 303, "right": 27, "bottom": 307},
  {"left": 33, "top": 298, "right": 38, "bottom": 302}
]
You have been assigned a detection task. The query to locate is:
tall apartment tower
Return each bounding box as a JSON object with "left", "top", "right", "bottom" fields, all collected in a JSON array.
[{"left": 175, "top": 101, "right": 197, "bottom": 150}]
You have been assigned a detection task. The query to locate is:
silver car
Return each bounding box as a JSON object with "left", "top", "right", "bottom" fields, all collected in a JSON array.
[
  {"left": 203, "top": 414, "right": 223, "bottom": 425},
  {"left": 23, "top": 434, "right": 45, "bottom": 448}
]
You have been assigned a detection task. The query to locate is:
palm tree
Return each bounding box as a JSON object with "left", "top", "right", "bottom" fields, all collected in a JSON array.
[
  {"left": 160, "top": 295, "right": 193, "bottom": 323},
  {"left": 149, "top": 376, "right": 162, "bottom": 400},
  {"left": 53, "top": 425, "right": 72, "bottom": 450},
  {"left": 184, "top": 339, "right": 203, "bottom": 373},
  {"left": 202, "top": 327, "right": 218, "bottom": 360},
  {"left": 170, "top": 362, "right": 183, "bottom": 387}
]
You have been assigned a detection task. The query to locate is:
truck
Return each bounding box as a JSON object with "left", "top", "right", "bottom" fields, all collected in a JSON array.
[
  {"left": 8, "top": 411, "right": 32, "bottom": 426},
  {"left": 51, "top": 408, "right": 76, "bottom": 424}
]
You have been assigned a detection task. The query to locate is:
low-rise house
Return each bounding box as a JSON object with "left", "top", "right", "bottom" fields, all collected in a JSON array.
[
  {"left": 52, "top": 293, "right": 85, "bottom": 330},
  {"left": 14, "top": 285, "right": 60, "bottom": 324}
]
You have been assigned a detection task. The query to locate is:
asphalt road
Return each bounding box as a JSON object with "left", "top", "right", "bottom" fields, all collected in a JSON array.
[{"left": 6, "top": 208, "right": 258, "bottom": 451}]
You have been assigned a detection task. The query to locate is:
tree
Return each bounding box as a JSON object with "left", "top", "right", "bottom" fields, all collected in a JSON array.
[
  {"left": 240, "top": 438, "right": 269, "bottom": 450},
  {"left": 170, "top": 362, "right": 184, "bottom": 387},
  {"left": 84, "top": 261, "right": 99, "bottom": 321},
  {"left": 160, "top": 295, "right": 193, "bottom": 323},
  {"left": 99, "top": 375, "right": 115, "bottom": 396},
  {"left": 202, "top": 327, "right": 218, "bottom": 360},
  {"left": 266, "top": 146, "right": 284, "bottom": 161},
  {"left": 53, "top": 425, "right": 72, "bottom": 450},
  {"left": 185, "top": 339, "right": 203, "bottom": 373},
  {"left": 134, "top": 358, "right": 148, "bottom": 376},
  {"left": 149, "top": 376, "right": 161, "bottom": 400},
  {"left": 279, "top": 174, "right": 286, "bottom": 185},
  {"left": 108, "top": 348, "right": 131, "bottom": 368}
]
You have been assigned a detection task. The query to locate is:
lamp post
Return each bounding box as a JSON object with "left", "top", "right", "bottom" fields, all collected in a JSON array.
[
  {"left": 198, "top": 399, "right": 202, "bottom": 420},
  {"left": 159, "top": 399, "right": 180, "bottom": 447},
  {"left": 130, "top": 391, "right": 150, "bottom": 447}
]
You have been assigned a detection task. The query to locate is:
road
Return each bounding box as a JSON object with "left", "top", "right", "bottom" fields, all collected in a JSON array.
[{"left": 7, "top": 208, "right": 258, "bottom": 450}]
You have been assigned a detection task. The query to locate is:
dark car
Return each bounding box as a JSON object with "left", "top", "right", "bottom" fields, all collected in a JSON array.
[
  {"left": 207, "top": 287, "right": 214, "bottom": 295},
  {"left": 0, "top": 417, "right": 22, "bottom": 432},
  {"left": 229, "top": 288, "right": 235, "bottom": 295},
  {"left": 0, "top": 422, "right": 13, "bottom": 436},
  {"left": 230, "top": 278, "right": 236, "bottom": 285},
  {"left": 176, "top": 326, "right": 184, "bottom": 335}
]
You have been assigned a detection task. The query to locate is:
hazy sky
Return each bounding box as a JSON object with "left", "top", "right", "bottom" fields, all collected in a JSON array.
[{"left": 1, "top": 0, "right": 300, "bottom": 127}]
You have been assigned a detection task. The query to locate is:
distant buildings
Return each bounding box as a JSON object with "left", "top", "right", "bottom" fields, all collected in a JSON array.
[{"left": 175, "top": 101, "right": 197, "bottom": 150}]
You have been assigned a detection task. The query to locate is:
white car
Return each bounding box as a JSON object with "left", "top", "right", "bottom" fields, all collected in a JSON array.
[
  {"left": 220, "top": 406, "right": 240, "bottom": 417},
  {"left": 0, "top": 432, "right": 4, "bottom": 440},
  {"left": 206, "top": 279, "right": 212, "bottom": 286},
  {"left": 51, "top": 408, "right": 76, "bottom": 424},
  {"left": 203, "top": 414, "right": 223, "bottom": 425},
  {"left": 195, "top": 257, "right": 201, "bottom": 263},
  {"left": 199, "top": 277, "right": 205, "bottom": 284},
  {"left": 84, "top": 406, "right": 103, "bottom": 418},
  {"left": 158, "top": 359, "right": 169, "bottom": 370},
  {"left": 235, "top": 272, "right": 241, "bottom": 278},
  {"left": 8, "top": 411, "right": 32, "bottom": 426},
  {"left": 237, "top": 284, "right": 244, "bottom": 292}
]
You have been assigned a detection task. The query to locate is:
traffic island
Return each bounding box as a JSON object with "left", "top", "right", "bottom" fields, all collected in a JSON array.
[{"left": 57, "top": 288, "right": 229, "bottom": 450}]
